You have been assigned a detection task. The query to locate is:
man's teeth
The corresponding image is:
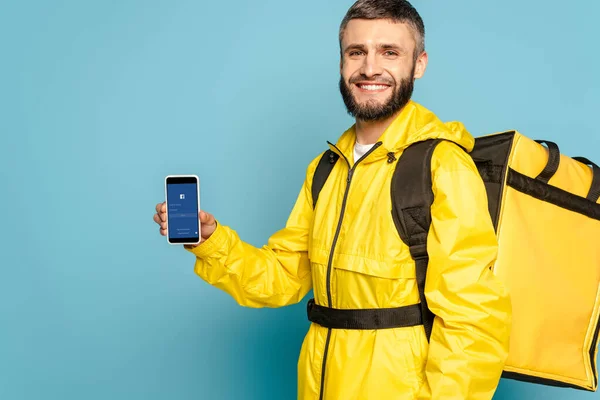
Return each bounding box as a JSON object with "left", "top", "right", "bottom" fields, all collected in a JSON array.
[{"left": 360, "top": 85, "right": 388, "bottom": 91}]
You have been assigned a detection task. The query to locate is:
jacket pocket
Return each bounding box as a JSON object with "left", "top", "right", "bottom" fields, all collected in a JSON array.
[
  {"left": 332, "top": 252, "right": 416, "bottom": 279},
  {"left": 314, "top": 252, "right": 420, "bottom": 309}
]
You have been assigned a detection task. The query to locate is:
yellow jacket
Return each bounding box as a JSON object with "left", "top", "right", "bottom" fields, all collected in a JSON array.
[{"left": 186, "top": 101, "right": 512, "bottom": 399}]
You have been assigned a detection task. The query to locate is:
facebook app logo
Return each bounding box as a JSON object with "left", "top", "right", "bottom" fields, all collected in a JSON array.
[{"left": 180, "top": 194, "right": 185, "bottom": 200}]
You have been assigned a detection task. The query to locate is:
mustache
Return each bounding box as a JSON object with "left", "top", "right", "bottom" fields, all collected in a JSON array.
[{"left": 349, "top": 76, "right": 395, "bottom": 86}]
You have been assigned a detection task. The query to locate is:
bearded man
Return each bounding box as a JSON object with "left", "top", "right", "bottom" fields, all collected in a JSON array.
[{"left": 153, "top": 1, "right": 512, "bottom": 399}]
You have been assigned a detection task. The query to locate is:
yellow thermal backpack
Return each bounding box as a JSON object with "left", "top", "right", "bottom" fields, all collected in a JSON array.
[{"left": 311, "top": 130, "right": 600, "bottom": 391}]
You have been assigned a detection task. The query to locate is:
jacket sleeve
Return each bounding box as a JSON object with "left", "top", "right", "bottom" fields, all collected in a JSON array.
[
  {"left": 183, "top": 159, "right": 319, "bottom": 308},
  {"left": 417, "top": 141, "right": 512, "bottom": 399}
]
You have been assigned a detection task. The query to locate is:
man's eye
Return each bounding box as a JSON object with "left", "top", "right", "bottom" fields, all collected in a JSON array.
[
  {"left": 349, "top": 51, "right": 364, "bottom": 56},
  {"left": 384, "top": 51, "right": 398, "bottom": 56}
]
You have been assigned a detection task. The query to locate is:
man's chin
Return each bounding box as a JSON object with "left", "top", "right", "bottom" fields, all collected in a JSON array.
[{"left": 353, "top": 96, "right": 390, "bottom": 108}]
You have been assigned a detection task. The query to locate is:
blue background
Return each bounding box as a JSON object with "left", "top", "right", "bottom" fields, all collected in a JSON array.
[
  {"left": 1, "top": 0, "right": 598, "bottom": 399},
  {"left": 167, "top": 183, "right": 199, "bottom": 239}
]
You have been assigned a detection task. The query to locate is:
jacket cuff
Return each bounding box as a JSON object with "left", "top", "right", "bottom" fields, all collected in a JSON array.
[{"left": 184, "top": 221, "right": 227, "bottom": 258}]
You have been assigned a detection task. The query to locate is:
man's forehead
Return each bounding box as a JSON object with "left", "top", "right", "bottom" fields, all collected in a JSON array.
[{"left": 342, "top": 19, "right": 415, "bottom": 47}]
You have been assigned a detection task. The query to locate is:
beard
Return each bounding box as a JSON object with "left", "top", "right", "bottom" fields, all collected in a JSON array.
[{"left": 339, "top": 65, "right": 415, "bottom": 122}]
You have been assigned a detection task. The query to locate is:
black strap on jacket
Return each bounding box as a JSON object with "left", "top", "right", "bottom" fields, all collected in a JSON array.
[
  {"left": 306, "top": 299, "right": 423, "bottom": 330},
  {"left": 309, "top": 140, "right": 443, "bottom": 341},
  {"left": 312, "top": 149, "right": 339, "bottom": 207},
  {"left": 390, "top": 140, "right": 442, "bottom": 341}
]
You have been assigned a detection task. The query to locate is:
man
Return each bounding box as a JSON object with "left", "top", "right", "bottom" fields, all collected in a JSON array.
[{"left": 153, "top": 1, "right": 512, "bottom": 398}]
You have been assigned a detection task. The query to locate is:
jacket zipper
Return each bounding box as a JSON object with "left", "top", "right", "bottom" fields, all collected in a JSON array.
[{"left": 317, "top": 141, "right": 382, "bottom": 400}]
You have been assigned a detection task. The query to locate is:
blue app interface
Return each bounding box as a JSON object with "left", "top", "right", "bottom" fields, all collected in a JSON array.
[{"left": 167, "top": 183, "right": 199, "bottom": 239}]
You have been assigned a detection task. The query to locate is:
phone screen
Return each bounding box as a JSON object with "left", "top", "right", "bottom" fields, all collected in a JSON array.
[{"left": 166, "top": 176, "right": 199, "bottom": 243}]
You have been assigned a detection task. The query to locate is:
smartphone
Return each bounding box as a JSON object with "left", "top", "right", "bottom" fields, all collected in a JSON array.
[{"left": 164, "top": 175, "right": 201, "bottom": 245}]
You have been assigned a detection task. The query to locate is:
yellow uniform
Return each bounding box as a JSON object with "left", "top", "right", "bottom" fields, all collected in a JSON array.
[{"left": 186, "top": 101, "right": 512, "bottom": 399}]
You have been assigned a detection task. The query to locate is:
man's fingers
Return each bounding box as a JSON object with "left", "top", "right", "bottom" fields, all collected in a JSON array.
[
  {"left": 156, "top": 202, "right": 167, "bottom": 236},
  {"left": 154, "top": 202, "right": 167, "bottom": 224},
  {"left": 154, "top": 212, "right": 168, "bottom": 224}
]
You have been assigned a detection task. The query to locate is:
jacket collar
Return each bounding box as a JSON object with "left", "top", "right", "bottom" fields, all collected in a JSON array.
[{"left": 328, "top": 101, "right": 475, "bottom": 166}]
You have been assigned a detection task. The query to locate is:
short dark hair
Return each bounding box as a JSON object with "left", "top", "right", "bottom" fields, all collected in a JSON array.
[{"left": 339, "top": 0, "right": 425, "bottom": 59}]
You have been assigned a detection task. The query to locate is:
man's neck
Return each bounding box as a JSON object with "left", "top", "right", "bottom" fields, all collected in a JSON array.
[{"left": 354, "top": 110, "right": 401, "bottom": 145}]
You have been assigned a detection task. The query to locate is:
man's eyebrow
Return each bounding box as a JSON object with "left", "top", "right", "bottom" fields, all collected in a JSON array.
[
  {"left": 377, "top": 43, "right": 405, "bottom": 52},
  {"left": 344, "top": 43, "right": 367, "bottom": 52}
]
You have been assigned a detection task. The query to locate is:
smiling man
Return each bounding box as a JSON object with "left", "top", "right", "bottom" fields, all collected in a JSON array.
[{"left": 153, "top": 0, "right": 511, "bottom": 399}]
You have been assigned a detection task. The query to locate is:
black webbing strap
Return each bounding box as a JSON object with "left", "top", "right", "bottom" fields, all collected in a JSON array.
[
  {"left": 312, "top": 149, "right": 339, "bottom": 208},
  {"left": 573, "top": 156, "right": 600, "bottom": 203},
  {"left": 306, "top": 298, "right": 423, "bottom": 330},
  {"left": 534, "top": 140, "right": 561, "bottom": 183},
  {"left": 391, "top": 139, "right": 443, "bottom": 341},
  {"left": 413, "top": 256, "right": 433, "bottom": 339}
]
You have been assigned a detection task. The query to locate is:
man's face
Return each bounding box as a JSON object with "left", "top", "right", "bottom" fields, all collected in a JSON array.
[{"left": 339, "top": 19, "right": 427, "bottom": 121}]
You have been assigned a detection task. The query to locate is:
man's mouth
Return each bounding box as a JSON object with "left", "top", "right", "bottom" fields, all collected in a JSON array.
[{"left": 354, "top": 82, "right": 391, "bottom": 93}]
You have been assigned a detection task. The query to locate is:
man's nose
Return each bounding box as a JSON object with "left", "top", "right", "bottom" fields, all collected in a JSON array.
[{"left": 359, "top": 53, "right": 383, "bottom": 78}]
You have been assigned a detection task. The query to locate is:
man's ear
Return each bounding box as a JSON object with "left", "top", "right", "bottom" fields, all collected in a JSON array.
[{"left": 413, "top": 51, "right": 428, "bottom": 79}]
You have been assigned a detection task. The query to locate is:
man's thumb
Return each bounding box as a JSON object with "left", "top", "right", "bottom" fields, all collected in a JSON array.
[{"left": 199, "top": 211, "right": 215, "bottom": 225}]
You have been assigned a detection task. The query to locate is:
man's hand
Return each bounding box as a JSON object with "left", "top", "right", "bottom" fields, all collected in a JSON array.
[{"left": 153, "top": 202, "right": 217, "bottom": 247}]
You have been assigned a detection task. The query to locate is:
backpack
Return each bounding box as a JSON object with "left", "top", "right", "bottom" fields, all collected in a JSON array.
[{"left": 311, "top": 130, "right": 600, "bottom": 391}]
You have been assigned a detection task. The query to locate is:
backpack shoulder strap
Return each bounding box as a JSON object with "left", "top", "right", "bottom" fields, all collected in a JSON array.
[
  {"left": 311, "top": 149, "right": 339, "bottom": 208},
  {"left": 391, "top": 139, "right": 443, "bottom": 341}
]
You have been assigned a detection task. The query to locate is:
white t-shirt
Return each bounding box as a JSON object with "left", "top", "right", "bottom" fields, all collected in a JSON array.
[{"left": 354, "top": 141, "right": 376, "bottom": 163}]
